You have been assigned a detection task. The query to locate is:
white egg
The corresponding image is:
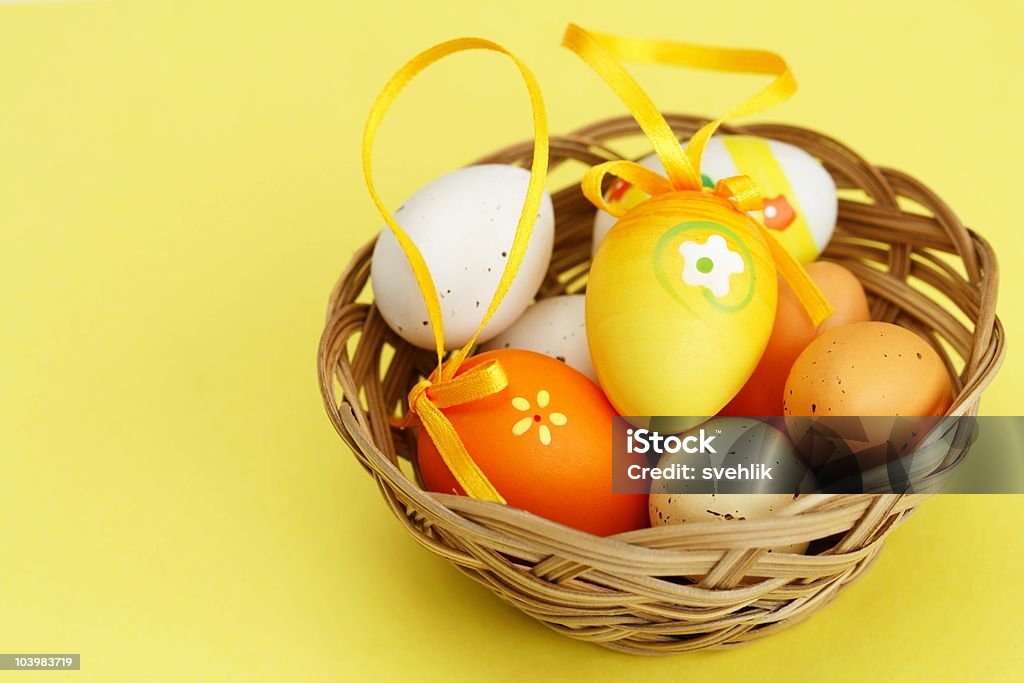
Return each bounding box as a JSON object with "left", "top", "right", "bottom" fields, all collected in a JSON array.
[
  {"left": 479, "top": 294, "right": 595, "bottom": 381},
  {"left": 592, "top": 136, "right": 837, "bottom": 264},
  {"left": 648, "top": 417, "right": 817, "bottom": 554},
  {"left": 372, "top": 164, "right": 555, "bottom": 350}
]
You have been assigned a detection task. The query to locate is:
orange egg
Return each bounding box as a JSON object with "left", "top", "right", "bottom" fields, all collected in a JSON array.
[
  {"left": 721, "top": 261, "right": 871, "bottom": 416},
  {"left": 784, "top": 321, "right": 953, "bottom": 418},
  {"left": 783, "top": 322, "right": 953, "bottom": 474},
  {"left": 418, "top": 349, "right": 649, "bottom": 536},
  {"left": 809, "top": 261, "right": 871, "bottom": 333}
]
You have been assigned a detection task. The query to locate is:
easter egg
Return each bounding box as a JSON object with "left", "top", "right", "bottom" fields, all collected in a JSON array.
[
  {"left": 784, "top": 322, "right": 952, "bottom": 418},
  {"left": 783, "top": 322, "right": 953, "bottom": 478},
  {"left": 372, "top": 164, "right": 555, "bottom": 350},
  {"left": 810, "top": 261, "right": 871, "bottom": 333},
  {"left": 418, "top": 349, "right": 649, "bottom": 536},
  {"left": 586, "top": 191, "right": 777, "bottom": 424},
  {"left": 592, "top": 136, "right": 837, "bottom": 263},
  {"left": 479, "top": 294, "right": 595, "bottom": 381},
  {"left": 649, "top": 418, "right": 816, "bottom": 554},
  {"left": 720, "top": 261, "right": 871, "bottom": 416}
]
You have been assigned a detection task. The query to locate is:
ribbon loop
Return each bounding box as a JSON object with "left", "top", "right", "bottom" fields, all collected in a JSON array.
[
  {"left": 363, "top": 38, "right": 549, "bottom": 503},
  {"left": 363, "top": 37, "right": 549, "bottom": 375},
  {"left": 407, "top": 377, "right": 434, "bottom": 414},
  {"left": 714, "top": 175, "right": 763, "bottom": 213},
  {"left": 562, "top": 24, "right": 701, "bottom": 190},
  {"left": 565, "top": 24, "right": 833, "bottom": 326},
  {"left": 581, "top": 159, "right": 675, "bottom": 218},
  {"left": 562, "top": 24, "right": 796, "bottom": 192}
]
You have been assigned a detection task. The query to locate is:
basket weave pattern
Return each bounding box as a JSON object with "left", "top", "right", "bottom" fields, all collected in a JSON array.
[{"left": 318, "top": 115, "right": 1004, "bottom": 654}]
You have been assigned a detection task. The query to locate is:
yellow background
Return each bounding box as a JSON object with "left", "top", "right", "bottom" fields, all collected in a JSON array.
[{"left": 2, "top": 1, "right": 1022, "bottom": 680}]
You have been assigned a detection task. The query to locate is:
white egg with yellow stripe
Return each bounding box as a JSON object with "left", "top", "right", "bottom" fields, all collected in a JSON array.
[{"left": 592, "top": 136, "right": 837, "bottom": 263}]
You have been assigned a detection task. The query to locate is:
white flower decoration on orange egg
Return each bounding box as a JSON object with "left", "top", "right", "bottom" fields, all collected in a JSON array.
[
  {"left": 510, "top": 389, "right": 567, "bottom": 446},
  {"left": 679, "top": 234, "right": 745, "bottom": 297}
]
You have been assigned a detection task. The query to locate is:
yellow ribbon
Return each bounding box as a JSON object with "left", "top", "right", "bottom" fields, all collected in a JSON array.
[
  {"left": 362, "top": 38, "right": 549, "bottom": 502},
  {"left": 407, "top": 360, "right": 509, "bottom": 503},
  {"left": 562, "top": 24, "right": 833, "bottom": 326}
]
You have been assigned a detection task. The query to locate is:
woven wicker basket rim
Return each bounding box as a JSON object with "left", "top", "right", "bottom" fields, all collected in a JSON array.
[{"left": 317, "top": 113, "right": 1005, "bottom": 653}]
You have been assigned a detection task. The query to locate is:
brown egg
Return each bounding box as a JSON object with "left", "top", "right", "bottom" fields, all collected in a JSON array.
[
  {"left": 721, "top": 261, "right": 871, "bottom": 416},
  {"left": 808, "top": 261, "right": 871, "bottom": 334},
  {"left": 783, "top": 322, "right": 954, "bottom": 476},
  {"left": 784, "top": 321, "right": 951, "bottom": 417}
]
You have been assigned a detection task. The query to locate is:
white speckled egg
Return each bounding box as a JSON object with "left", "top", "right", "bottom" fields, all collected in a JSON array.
[
  {"left": 649, "top": 418, "right": 817, "bottom": 554},
  {"left": 592, "top": 136, "right": 837, "bottom": 263},
  {"left": 479, "top": 294, "right": 595, "bottom": 381},
  {"left": 372, "top": 164, "right": 555, "bottom": 350}
]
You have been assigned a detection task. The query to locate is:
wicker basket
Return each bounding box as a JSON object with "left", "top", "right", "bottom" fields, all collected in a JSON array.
[{"left": 318, "top": 114, "right": 1005, "bottom": 654}]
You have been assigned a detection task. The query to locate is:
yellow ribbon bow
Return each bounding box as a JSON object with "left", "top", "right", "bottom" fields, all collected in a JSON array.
[
  {"left": 562, "top": 24, "right": 834, "bottom": 325},
  {"left": 406, "top": 360, "right": 510, "bottom": 502},
  {"left": 362, "top": 38, "right": 549, "bottom": 503}
]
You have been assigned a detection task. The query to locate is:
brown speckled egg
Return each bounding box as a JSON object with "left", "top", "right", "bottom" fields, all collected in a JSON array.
[
  {"left": 783, "top": 321, "right": 952, "bottom": 417},
  {"left": 783, "top": 322, "right": 953, "bottom": 474}
]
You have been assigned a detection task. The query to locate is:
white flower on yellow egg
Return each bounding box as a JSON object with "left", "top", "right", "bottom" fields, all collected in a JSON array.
[
  {"left": 679, "top": 234, "right": 745, "bottom": 297},
  {"left": 510, "top": 389, "right": 567, "bottom": 446}
]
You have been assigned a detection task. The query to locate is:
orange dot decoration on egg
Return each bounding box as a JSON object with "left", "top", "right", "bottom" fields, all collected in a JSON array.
[{"left": 418, "top": 350, "right": 649, "bottom": 536}]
